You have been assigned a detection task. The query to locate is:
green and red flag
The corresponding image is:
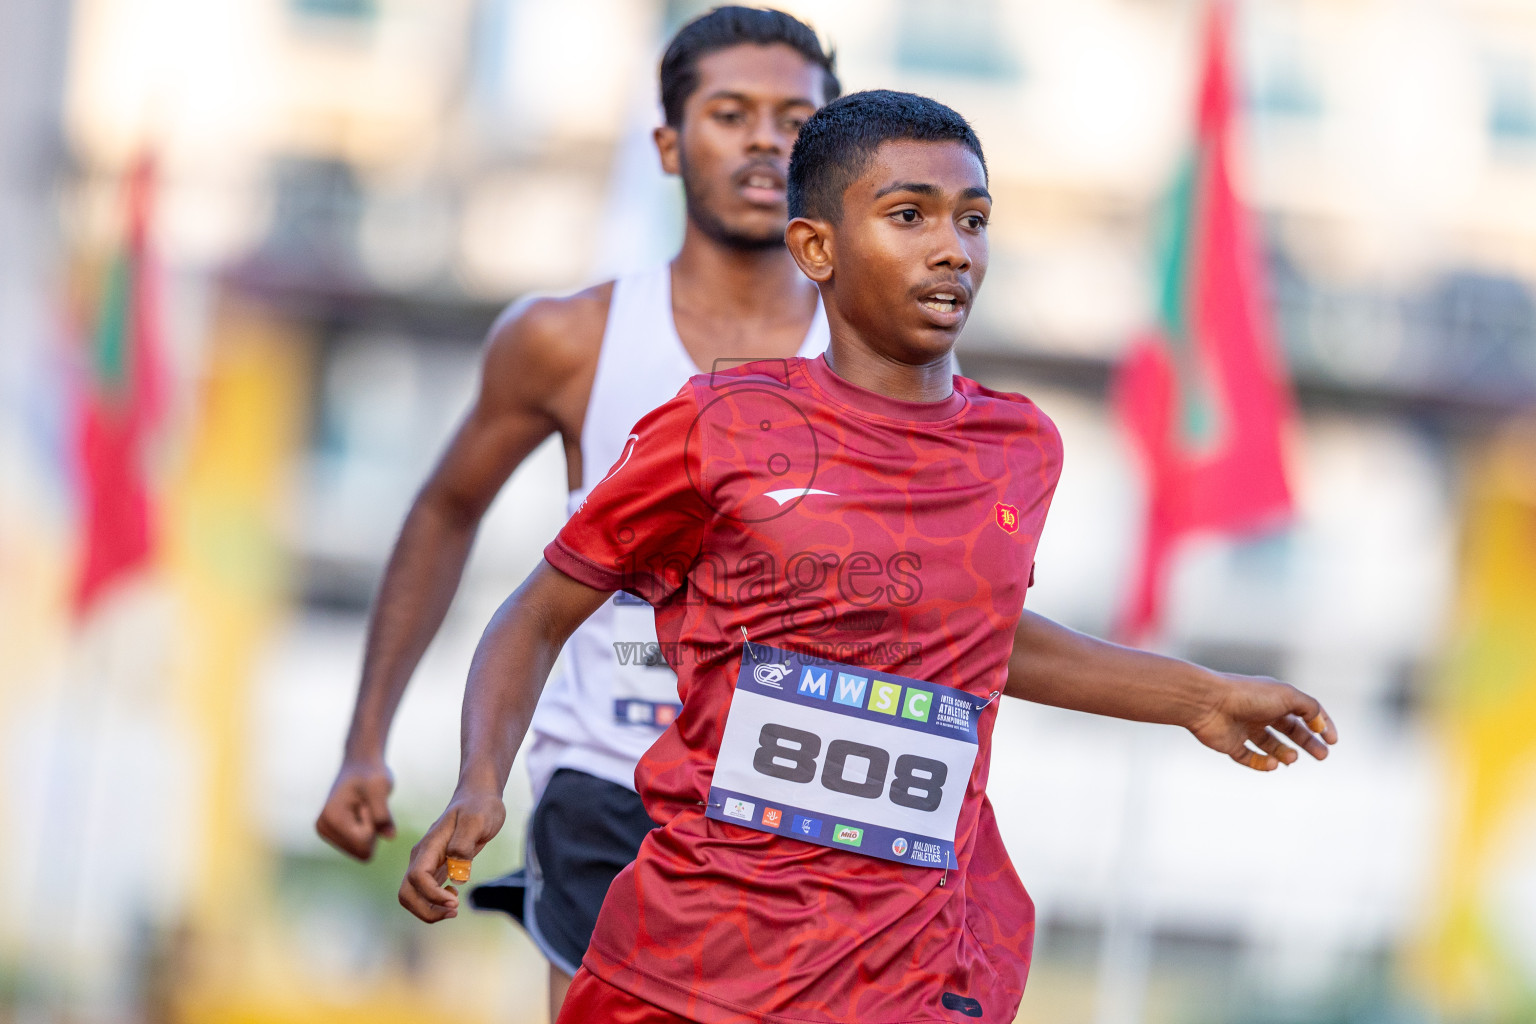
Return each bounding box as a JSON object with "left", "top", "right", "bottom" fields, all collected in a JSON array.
[
  {"left": 1114, "top": 1, "right": 1294, "bottom": 641},
  {"left": 71, "top": 154, "right": 167, "bottom": 615}
]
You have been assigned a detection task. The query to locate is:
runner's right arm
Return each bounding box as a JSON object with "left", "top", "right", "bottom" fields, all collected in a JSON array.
[
  {"left": 399, "top": 386, "right": 710, "bottom": 921},
  {"left": 315, "top": 291, "right": 607, "bottom": 861},
  {"left": 398, "top": 561, "right": 611, "bottom": 922}
]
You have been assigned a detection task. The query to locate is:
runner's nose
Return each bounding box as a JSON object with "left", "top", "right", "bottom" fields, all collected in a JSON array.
[
  {"left": 929, "top": 220, "right": 971, "bottom": 274},
  {"left": 746, "top": 107, "right": 785, "bottom": 155}
]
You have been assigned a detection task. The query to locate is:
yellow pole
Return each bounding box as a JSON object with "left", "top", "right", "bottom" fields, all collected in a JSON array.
[{"left": 1416, "top": 421, "right": 1536, "bottom": 1013}]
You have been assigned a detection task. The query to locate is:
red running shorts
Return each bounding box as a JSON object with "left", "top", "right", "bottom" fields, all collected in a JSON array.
[{"left": 557, "top": 968, "right": 695, "bottom": 1024}]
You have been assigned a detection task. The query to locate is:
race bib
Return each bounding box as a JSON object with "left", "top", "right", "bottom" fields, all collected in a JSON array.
[
  {"left": 609, "top": 591, "right": 682, "bottom": 727},
  {"left": 706, "top": 642, "right": 985, "bottom": 869}
]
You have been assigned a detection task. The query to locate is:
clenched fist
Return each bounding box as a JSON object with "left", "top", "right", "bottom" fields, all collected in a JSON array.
[
  {"left": 398, "top": 789, "right": 506, "bottom": 923},
  {"left": 315, "top": 759, "right": 397, "bottom": 861}
]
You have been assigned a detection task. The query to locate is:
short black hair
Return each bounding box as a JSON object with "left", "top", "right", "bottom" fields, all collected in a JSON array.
[
  {"left": 660, "top": 6, "right": 839, "bottom": 128},
  {"left": 787, "top": 90, "right": 987, "bottom": 222}
]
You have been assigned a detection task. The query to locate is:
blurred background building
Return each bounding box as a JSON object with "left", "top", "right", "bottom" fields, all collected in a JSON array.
[{"left": 3, "top": 0, "right": 1536, "bottom": 1022}]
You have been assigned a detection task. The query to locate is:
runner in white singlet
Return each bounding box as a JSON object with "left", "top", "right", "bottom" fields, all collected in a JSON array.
[
  {"left": 315, "top": 8, "right": 840, "bottom": 1015},
  {"left": 523, "top": 263, "right": 828, "bottom": 800}
]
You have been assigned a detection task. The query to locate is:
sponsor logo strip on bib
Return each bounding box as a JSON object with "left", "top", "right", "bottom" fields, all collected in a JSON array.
[{"left": 706, "top": 642, "right": 985, "bottom": 869}]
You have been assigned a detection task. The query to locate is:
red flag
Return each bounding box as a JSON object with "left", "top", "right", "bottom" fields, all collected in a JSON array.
[
  {"left": 1114, "top": 2, "right": 1294, "bottom": 641},
  {"left": 72, "top": 155, "right": 167, "bottom": 615}
]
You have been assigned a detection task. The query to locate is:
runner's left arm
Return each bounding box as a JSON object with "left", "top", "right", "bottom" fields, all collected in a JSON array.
[
  {"left": 399, "top": 385, "right": 710, "bottom": 924},
  {"left": 1002, "top": 610, "right": 1338, "bottom": 771},
  {"left": 398, "top": 561, "right": 611, "bottom": 923}
]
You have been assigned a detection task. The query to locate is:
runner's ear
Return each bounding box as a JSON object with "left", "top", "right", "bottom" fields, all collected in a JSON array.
[
  {"left": 786, "top": 217, "right": 833, "bottom": 283},
  {"left": 654, "top": 125, "right": 681, "bottom": 176}
]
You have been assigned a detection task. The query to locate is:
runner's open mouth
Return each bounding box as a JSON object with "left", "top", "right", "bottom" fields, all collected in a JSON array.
[
  {"left": 737, "top": 166, "right": 787, "bottom": 201},
  {"left": 920, "top": 291, "right": 966, "bottom": 315}
]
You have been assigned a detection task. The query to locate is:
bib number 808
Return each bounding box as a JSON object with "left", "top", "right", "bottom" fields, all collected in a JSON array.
[{"left": 751, "top": 723, "right": 948, "bottom": 812}]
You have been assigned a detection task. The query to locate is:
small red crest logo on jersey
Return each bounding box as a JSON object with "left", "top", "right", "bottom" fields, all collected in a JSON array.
[{"left": 994, "top": 502, "right": 1020, "bottom": 535}]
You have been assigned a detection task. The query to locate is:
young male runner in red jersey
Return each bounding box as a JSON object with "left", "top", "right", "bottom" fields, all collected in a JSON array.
[{"left": 399, "top": 91, "right": 1338, "bottom": 1023}]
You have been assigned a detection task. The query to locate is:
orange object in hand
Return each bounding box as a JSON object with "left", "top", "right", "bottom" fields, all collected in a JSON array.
[{"left": 446, "top": 857, "right": 471, "bottom": 885}]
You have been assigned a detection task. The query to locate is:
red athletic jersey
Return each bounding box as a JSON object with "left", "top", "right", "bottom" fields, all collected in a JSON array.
[{"left": 544, "top": 355, "right": 1063, "bottom": 1024}]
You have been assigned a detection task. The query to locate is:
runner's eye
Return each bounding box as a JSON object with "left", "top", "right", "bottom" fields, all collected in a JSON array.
[
  {"left": 892, "top": 208, "right": 919, "bottom": 224},
  {"left": 962, "top": 214, "right": 987, "bottom": 230},
  {"left": 715, "top": 110, "right": 745, "bottom": 126}
]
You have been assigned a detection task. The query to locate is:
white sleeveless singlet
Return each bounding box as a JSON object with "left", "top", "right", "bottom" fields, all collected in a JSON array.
[{"left": 524, "top": 263, "right": 829, "bottom": 798}]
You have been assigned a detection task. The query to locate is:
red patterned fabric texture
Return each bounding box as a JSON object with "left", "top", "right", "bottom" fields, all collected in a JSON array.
[{"left": 545, "top": 355, "right": 1063, "bottom": 1023}]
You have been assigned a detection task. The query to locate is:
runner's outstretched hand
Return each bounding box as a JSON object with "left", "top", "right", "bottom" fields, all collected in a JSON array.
[
  {"left": 1005, "top": 610, "right": 1339, "bottom": 771},
  {"left": 399, "top": 789, "right": 506, "bottom": 922},
  {"left": 1187, "top": 672, "right": 1338, "bottom": 772},
  {"left": 315, "top": 759, "right": 396, "bottom": 861}
]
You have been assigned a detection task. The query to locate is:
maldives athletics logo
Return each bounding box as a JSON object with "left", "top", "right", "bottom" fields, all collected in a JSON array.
[{"left": 994, "top": 502, "right": 1020, "bottom": 535}]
